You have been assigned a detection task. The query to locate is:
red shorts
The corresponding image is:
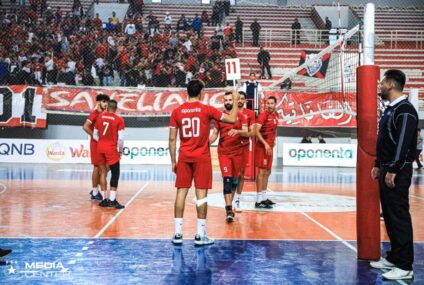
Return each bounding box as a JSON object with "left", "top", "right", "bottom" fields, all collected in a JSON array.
[
  {"left": 90, "top": 141, "right": 103, "bottom": 166},
  {"left": 240, "top": 145, "right": 250, "bottom": 168},
  {"left": 218, "top": 154, "right": 242, "bottom": 177},
  {"left": 97, "top": 146, "right": 120, "bottom": 166},
  {"left": 175, "top": 160, "right": 212, "bottom": 189},
  {"left": 255, "top": 144, "right": 273, "bottom": 170}
]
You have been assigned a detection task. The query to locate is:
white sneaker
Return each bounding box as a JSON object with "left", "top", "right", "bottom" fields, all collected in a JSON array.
[
  {"left": 382, "top": 267, "right": 414, "bottom": 280},
  {"left": 370, "top": 257, "right": 395, "bottom": 269},
  {"left": 194, "top": 234, "right": 214, "bottom": 246},
  {"left": 234, "top": 200, "right": 242, "bottom": 212},
  {"left": 172, "top": 233, "right": 183, "bottom": 245}
]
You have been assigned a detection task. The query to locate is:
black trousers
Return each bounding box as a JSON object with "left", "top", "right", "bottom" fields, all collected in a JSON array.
[
  {"left": 252, "top": 33, "right": 259, "bottom": 46},
  {"left": 260, "top": 62, "right": 272, "bottom": 79},
  {"left": 379, "top": 165, "right": 414, "bottom": 271},
  {"left": 414, "top": 149, "right": 422, "bottom": 168}
]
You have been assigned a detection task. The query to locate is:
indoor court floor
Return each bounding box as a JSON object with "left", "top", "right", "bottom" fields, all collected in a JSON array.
[{"left": 0, "top": 163, "right": 423, "bottom": 284}]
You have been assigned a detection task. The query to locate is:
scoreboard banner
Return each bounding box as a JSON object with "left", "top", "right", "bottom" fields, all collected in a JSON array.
[{"left": 0, "top": 85, "right": 47, "bottom": 128}]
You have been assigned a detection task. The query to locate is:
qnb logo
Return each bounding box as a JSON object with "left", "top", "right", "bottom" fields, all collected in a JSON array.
[
  {"left": 122, "top": 146, "right": 169, "bottom": 159},
  {"left": 0, "top": 143, "right": 35, "bottom": 155},
  {"left": 289, "top": 148, "right": 353, "bottom": 161}
]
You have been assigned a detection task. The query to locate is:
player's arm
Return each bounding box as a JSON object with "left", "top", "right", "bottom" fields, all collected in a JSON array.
[
  {"left": 229, "top": 125, "right": 248, "bottom": 137},
  {"left": 243, "top": 124, "right": 256, "bottom": 137},
  {"left": 169, "top": 127, "right": 178, "bottom": 173},
  {"left": 256, "top": 124, "right": 272, "bottom": 155},
  {"left": 209, "top": 128, "right": 219, "bottom": 144},
  {"left": 93, "top": 128, "right": 99, "bottom": 142},
  {"left": 221, "top": 89, "right": 239, "bottom": 123},
  {"left": 83, "top": 120, "right": 93, "bottom": 137}
]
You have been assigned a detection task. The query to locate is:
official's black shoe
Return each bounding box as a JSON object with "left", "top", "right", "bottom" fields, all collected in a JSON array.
[
  {"left": 99, "top": 199, "right": 111, "bottom": 207},
  {"left": 255, "top": 201, "right": 273, "bottom": 209},
  {"left": 0, "top": 248, "right": 12, "bottom": 258},
  {"left": 263, "top": 199, "right": 276, "bottom": 206},
  {"left": 109, "top": 199, "right": 125, "bottom": 209}
]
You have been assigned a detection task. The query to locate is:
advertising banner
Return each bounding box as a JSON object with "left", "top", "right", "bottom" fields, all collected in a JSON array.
[{"left": 282, "top": 143, "right": 357, "bottom": 167}]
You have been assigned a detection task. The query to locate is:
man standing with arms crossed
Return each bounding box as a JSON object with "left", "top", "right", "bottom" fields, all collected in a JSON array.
[
  {"left": 234, "top": 91, "right": 256, "bottom": 212},
  {"left": 209, "top": 92, "right": 248, "bottom": 222},
  {"left": 169, "top": 80, "right": 238, "bottom": 245},
  {"left": 255, "top": 96, "right": 278, "bottom": 209},
  {"left": 370, "top": 70, "right": 417, "bottom": 280},
  {"left": 94, "top": 99, "right": 125, "bottom": 209},
  {"left": 83, "top": 94, "right": 110, "bottom": 201}
]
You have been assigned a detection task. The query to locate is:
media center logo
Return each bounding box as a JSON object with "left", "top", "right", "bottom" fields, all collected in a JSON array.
[{"left": 5, "top": 260, "right": 71, "bottom": 279}]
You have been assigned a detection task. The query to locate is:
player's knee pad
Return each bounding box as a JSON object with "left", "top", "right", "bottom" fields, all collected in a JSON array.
[
  {"left": 223, "top": 177, "right": 232, "bottom": 194},
  {"left": 109, "top": 161, "right": 120, "bottom": 188},
  {"left": 231, "top": 177, "right": 239, "bottom": 191}
]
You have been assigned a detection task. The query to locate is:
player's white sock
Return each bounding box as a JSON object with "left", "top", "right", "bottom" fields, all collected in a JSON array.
[
  {"left": 197, "top": 219, "right": 206, "bottom": 238},
  {"left": 262, "top": 190, "right": 267, "bottom": 201},
  {"left": 175, "top": 218, "right": 183, "bottom": 235},
  {"left": 234, "top": 193, "right": 240, "bottom": 202},
  {"left": 92, "top": 188, "right": 99, "bottom": 195},
  {"left": 101, "top": 191, "right": 106, "bottom": 199},
  {"left": 256, "top": 192, "right": 262, "bottom": 203},
  {"left": 110, "top": 191, "right": 116, "bottom": 201}
]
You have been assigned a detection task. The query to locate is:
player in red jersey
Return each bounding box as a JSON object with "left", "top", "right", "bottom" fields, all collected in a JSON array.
[
  {"left": 209, "top": 92, "right": 248, "bottom": 222},
  {"left": 255, "top": 96, "right": 279, "bottom": 209},
  {"left": 169, "top": 80, "right": 239, "bottom": 246},
  {"left": 234, "top": 91, "right": 256, "bottom": 212},
  {"left": 83, "top": 94, "right": 110, "bottom": 201},
  {"left": 93, "top": 100, "right": 125, "bottom": 209}
]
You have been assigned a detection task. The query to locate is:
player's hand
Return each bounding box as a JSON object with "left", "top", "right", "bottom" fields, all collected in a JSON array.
[
  {"left": 370, "top": 167, "right": 380, "bottom": 180},
  {"left": 385, "top": 172, "right": 396, "bottom": 188},
  {"left": 232, "top": 89, "right": 238, "bottom": 102},
  {"left": 228, "top": 129, "right": 238, "bottom": 137},
  {"left": 172, "top": 162, "right": 177, "bottom": 174},
  {"left": 119, "top": 152, "right": 122, "bottom": 158},
  {"left": 265, "top": 143, "right": 272, "bottom": 155}
]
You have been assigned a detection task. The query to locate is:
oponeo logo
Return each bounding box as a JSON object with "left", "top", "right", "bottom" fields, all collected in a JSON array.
[
  {"left": 122, "top": 146, "right": 169, "bottom": 159},
  {"left": 46, "top": 143, "right": 66, "bottom": 161},
  {"left": 289, "top": 147, "right": 353, "bottom": 161}
]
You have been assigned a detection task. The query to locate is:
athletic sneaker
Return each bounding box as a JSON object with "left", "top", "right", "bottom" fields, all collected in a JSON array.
[
  {"left": 255, "top": 201, "right": 273, "bottom": 209},
  {"left": 370, "top": 257, "right": 395, "bottom": 269},
  {"left": 263, "top": 199, "right": 276, "bottom": 206},
  {"left": 194, "top": 234, "right": 215, "bottom": 246},
  {"left": 380, "top": 213, "right": 384, "bottom": 221},
  {"left": 0, "top": 248, "right": 12, "bottom": 258},
  {"left": 172, "top": 234, "right": 183, "bottom": 245},
  {"left": 99, "top": 199, "right": 111, "bottom": 207},
  {"left": 90, "top": 191, "right": 103, "bottom": 201},
  {"left": 226, "top": 210, "right": 235, "bottom": 223},
  {"left": 109, "top": 199, "right": 125, "bottom": 209},
  {"left": 382, "top": 268, "right": 414, "bottom": 280},
  {"left": 234, "top": 200, "right": 242, "bottom": 212}
]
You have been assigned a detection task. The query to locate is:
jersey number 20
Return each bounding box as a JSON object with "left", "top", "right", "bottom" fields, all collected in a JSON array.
[{"left": 182, "top": 117, "right": 200, "bottom": 138}]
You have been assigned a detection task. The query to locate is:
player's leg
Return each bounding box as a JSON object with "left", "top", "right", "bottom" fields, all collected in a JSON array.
[
  {"left": 109, "top": 161, "right": 124, "bottom": 209},
  {"left": 262, "top": 149, "right": 275, "bottom": 206},
  {"left": 255, "top": 145, "right": 272, "bottom": 209},
  {"left": 90, "top": 142, "right": 102, "bottom": 200},
  {"left": 193, "top": 160, "right": 214, "bottom": 246},
  {"left": 98, "top": 163, "right": 110, "bottom": 207},
  {"left": 219, "top": 155, "right": 235, "bottom": 222},
  {"left": 173, "top": 161, "right": 193, "bottom": 244}
]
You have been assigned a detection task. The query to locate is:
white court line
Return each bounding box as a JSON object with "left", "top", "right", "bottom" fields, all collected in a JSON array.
[
  {"left": 301, "top": 212, "right": 409, "bottom": 285},
  {"left": 94, "top": 182, "right": 151, "bottom": 238},
  {"left": 0, "top": 183, "right": 8, "bottom": 195},
  {"left": 410, "top": 194, "right": 424, "bottom": 201}
]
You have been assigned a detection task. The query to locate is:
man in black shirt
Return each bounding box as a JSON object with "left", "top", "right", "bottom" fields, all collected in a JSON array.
[
  {"left": 235, "top": 16, "right": 243, "bottom": 43},
  {"left": 370, "top": 70, "right": 417, "bottom": 281},
  {"left": 291, "top": 18, "right": 301, "bottom": 44},
  {"left": 250, "top": 19, "right": 261, "bottom": 47},
  {"left": 257, "top": 47, "right": 272, "bottom": 79}
]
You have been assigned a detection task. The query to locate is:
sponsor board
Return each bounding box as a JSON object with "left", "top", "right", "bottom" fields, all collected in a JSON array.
[
  {"left": 0, "top": 139, "right": 171, "bottom": 164},
  {"left": 282, "top": 143, "right": 357, "bottom": 167},
  {"left": 204, "top": 192, "right": 356, "bottom": 212}
]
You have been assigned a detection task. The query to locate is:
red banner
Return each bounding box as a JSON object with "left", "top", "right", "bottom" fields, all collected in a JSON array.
[
  {"left": 40, "top": 85, "right": 357, "bottom": 127},
  {"left": 0, "top": 85, "right": 47, "bottom": 128},
  {"left": 262, "top": 91, "right": 357, "bottom": 127}
]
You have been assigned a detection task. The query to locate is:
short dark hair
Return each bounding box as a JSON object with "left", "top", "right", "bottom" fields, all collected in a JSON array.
[
  {"left": 187, "top": 80, "right": 204, "bottom": 98},
  {"left": 96, "top": 94, "right": 110, "bottom": 102},
  {"left": 268, "top": 96, "right": 277, "bottom": 103},
  {"left": 249, "top": 72, "right": 256, "bottom": 77},
  {"left": 238, "top": 91, "right": 246, "bottom": 98},
  {"left": 224, "top": 91, "right": 232, "bottom": 96},
  {"left": 108, "top": 99, "right": 118, "bottom": 111},
  {"left": 384, "top": 69, "right": 406, "bottom": 92}
]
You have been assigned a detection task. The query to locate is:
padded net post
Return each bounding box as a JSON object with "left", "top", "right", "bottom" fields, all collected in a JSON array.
[{"left": 356, "top": 65, "right": 380, "bottom": 260}]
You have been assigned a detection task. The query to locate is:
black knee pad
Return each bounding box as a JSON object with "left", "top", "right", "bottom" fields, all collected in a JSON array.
[
  {"left": 223, "top": 177, "right": 232, "bottom": 194},
  {"left": 109, "top": 161, "right": 120, "bottom": 188},
  {"left": 231, "top": 177, "right": 239, "bottom": 191}
]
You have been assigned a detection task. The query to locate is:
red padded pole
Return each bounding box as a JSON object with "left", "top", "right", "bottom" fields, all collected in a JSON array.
[{"left": 356, "top": 65, "right": 381, "bottom": 260}]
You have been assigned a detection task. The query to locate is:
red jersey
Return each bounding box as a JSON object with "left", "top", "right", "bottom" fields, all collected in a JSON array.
[
  {"left": 170, "top": 101, "right": 224, "bottom": 162},
  {"left": 87, "top": 109, "right": 102, "bottom": 142},
  {"left": 257, "top": 110, "right": 278, "bottom": 147},
  {"left": 95, "top": 112, "right": 125, "bottom": 151},
  {"left": 214, "top": 111, "right": 247, "bottom": 156},
  {"left": 239, "top": 108, "right": 255, "bottom": 146}
]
